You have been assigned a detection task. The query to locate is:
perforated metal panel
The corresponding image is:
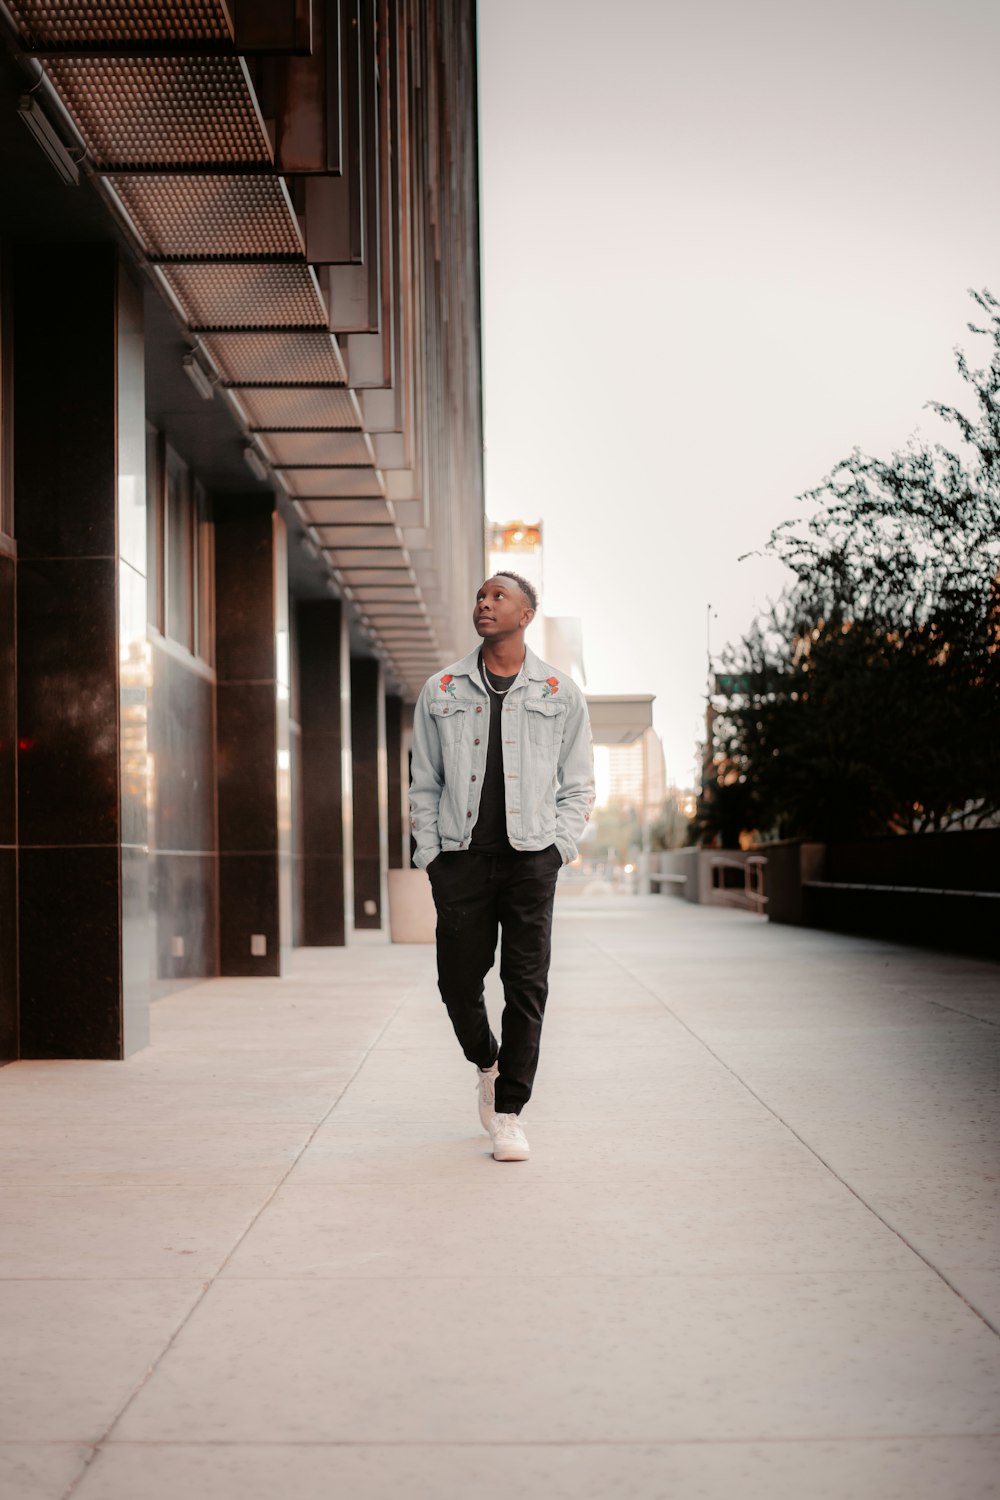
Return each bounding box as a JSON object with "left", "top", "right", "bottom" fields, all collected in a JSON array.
[
  {"left": 9, "top": 2, "right": 233, "bottom": 46},
  {"left": 160, "top": 264, "right": 326, "bottom": 330},
  {"left": 325, "top": 550, "right": 411, "bottom": 569},
  {"left": 203, "top": 331, "right": 347, "bottom": 387},
  {"left": 362, "top": 603, "right": 426, "bottom": 616},
  {"left": 280, "top": 467, "right": 382, "bottom": 498},
  {"left": 238, "top": 388, "right": 360, "bottom": 430},
  {"left": 264, "top": 432, "right": 373, "bottom": 467},
  {"left": 45, "top": 57, "right": 269, "bottom": 169},
  {"left": 313, "top": 526, "right": 397, "bottom": 547},
  {"left": 349, "top": 586, "right": 422, "bottom": 603},
  {"left": 338, "top": 568, "right": 416, "bottom": 587},
  {"left": 106, "top": 175, "right": 302, "bottom": 259}
]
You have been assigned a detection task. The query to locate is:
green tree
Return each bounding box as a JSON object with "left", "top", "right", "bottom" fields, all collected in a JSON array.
[
  {"left": 649, "top": 790, "right": 696, "bottom": 850},
  {"left": 708, "top": 288, "right": 1000, "bottom": 842},
  {"left": 590, "top": 803, "right": 641, "bottom": 862}
]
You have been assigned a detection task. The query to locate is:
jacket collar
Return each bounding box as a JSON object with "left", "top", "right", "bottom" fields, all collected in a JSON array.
[{"left": 449, "top": 642, "right": 553, "bottom": 686}]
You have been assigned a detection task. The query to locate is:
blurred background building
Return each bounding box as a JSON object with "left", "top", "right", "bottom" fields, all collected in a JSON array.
[{"left": 487, "top": 517, "right": 585, "bottom": 684}]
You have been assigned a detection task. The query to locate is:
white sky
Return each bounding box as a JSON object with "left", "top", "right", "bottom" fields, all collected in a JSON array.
[{"left": 477, "top": 0, "right": 1000, "bottom": 787}]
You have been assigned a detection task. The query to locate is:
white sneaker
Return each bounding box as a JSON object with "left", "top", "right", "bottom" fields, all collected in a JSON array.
[
  {"left": 490, "top": 1112, "right": 530, "bottom": 1162},
  {"left": 476, "top": 1060, "right": 499, "bottom": 1134}
]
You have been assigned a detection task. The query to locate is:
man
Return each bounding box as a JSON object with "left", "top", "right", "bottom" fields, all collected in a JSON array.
[{"left": 409, "top": 572, "right": 595, "bottom": 1162}]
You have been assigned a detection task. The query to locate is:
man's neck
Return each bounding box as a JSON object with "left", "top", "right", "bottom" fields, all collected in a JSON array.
[{"left": 481, "top": 637, "right": 526, "bottom": 677}]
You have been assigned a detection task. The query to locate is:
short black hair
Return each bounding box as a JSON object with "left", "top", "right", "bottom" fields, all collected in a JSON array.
[{"left": 490, "top": 570, "right": 538, "bottom": 612}]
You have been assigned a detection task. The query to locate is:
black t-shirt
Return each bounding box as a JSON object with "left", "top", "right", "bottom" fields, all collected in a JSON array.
[{"left": 470, "top": 654, "right": 518, "bottom": 853}]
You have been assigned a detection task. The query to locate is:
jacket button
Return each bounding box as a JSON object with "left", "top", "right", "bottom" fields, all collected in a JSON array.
[
  {"left": 471, "top": 774, "right": 477, "bottom": 781},
  {"left": 475, "top": 705, "right": 482, "bottom": 714},
  {"left": 466, "top": 810, "right": 473, "bottom": 818},
  {"left": 474, "top": 737, "right": 480, "bottom": 746}
]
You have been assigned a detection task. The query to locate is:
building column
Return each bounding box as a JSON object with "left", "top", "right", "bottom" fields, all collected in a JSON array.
[
  {"left": 297, "top": 598, "right": 353, "bottom": 945},
  {"left": 214, "top": 497, "right": 291, "bottom": 976},
  {"left": 385, "top": 692, "right": 405, "bottom": 869},
  {"left": 13, "top": 245, "right": 150, "bottom": 1058},
  {"left": 0, "top": 536, "right": 16, "bottom": 1064},
  {"left": 350, "top": 657, "right": 388, "bottom": 930}
]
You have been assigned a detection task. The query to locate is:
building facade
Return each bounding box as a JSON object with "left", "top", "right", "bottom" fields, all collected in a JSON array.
[{"left": 0, "top": 1, "right": 484, "bottom": 1062}]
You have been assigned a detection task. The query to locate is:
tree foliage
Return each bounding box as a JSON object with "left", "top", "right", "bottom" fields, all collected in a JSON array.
[{"left": 702, "top": 289, "right": 1000, "bottom": 844}]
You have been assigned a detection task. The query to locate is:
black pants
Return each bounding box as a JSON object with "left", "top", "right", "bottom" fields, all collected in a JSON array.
[{"left": 428, "top": 846, "right": 562, "bottom": 1115}]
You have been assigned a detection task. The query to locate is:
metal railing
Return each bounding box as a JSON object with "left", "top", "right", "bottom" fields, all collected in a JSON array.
[{"left": 708, "top": 854, "right": 768, "bottom": 915}]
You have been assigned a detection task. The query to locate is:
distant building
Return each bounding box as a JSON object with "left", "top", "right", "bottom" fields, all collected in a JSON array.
[
  {"left": 595, "top": 726, "right": 667, "bottom": 819},
  {"left": 486, "top": 517, "right": 586, "bottom": 682},
  {"left": 486, "top": 518, "right": 545, "bottom": 650}
]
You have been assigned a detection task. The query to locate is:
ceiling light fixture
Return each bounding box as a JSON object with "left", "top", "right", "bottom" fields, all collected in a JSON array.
[
  {"left": 182, "top": 353, "right": 215, "bottom": 401},
  {"left": 17, "top": 95, "right": 79, "bottom": 186},
  {"left": 243, "top": 444, "right": 269, "bottom": 482}
]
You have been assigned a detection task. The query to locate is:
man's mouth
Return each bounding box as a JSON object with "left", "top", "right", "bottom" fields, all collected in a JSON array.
[{"left": 477, "top": 614, "right": 495, "bottom": 623}]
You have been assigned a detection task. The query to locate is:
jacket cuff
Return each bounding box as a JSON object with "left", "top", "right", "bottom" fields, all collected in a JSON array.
[{"left": 413, "top": 848, "right": 440, "bottom": 871}]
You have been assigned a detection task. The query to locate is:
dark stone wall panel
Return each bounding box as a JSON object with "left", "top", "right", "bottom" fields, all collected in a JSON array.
[
  {"left": 0, "top": 552, "right": 14, "bottom": 848},
  {"left": 0, "top": 848, "right": 15, "bottom": 1064},
  {"left": 219, "top": 854, "right": 280, "bottom": 976},
  {"left": 217, "top": 682, "right": 278, "bottom": 852},
  {"left": 214, "top": 498, "right": 279, "bottom": 683},
  {"left": 17, "top": 557, "right": 119, "bottom": 847},
  {"left": 296, "top": 598, "right": 347, "bottom": 947},
  {"left": 12, "top": 245, "right": 117, "bottom": 562},
  {"left": 353, "top": 856, "right": 381, "bottom": 932},
  {"left": 19, "top": 846, "right": 122, "bottom": 1059},
  {"left": 300, "top": 732, "right": 345, "bottom": 859},
  {"left": 350, "top": 656, "right": 382, "bottom": 929},
  {"left": 301, "top": 856, "right": 345, "bottom": 947},
  {"left": 290, "top": 722, "right": 303, "bottom": 947},
  {"left": 385, "top": 693, "right": 403, "bottom": 869}
]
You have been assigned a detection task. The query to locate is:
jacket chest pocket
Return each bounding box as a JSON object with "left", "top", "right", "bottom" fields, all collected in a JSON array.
[
  {"left": 429, "top": 698, "right": 470, "bottom": 747},
  {"left": 524, "top": 698, "right": 564, "bottom": 753}
]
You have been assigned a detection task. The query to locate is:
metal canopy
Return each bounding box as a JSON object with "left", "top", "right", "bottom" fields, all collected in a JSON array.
[
  {"left": 586, "top": 695, "right": 655, "bottom": 747},
  {"left": 4, "top": 0, "right": 485, "bottom": 701}
]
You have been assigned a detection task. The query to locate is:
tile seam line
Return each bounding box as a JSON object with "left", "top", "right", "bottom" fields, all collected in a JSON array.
[
  {"left": 49, "top": 1432, "right": 1000, "bottom": 1450},
  {"left": 590, "top": 932, "right": 1000, "bottom": 1343},
  {"left": 59, "top": 975, "right": 419, "bottom": 1500},
  {"left": 0, "top": 1268, "right": 956, "bottom": 1283},
  {"left": 925, "top": 998, "right": 1000, "bottom": 1028}
]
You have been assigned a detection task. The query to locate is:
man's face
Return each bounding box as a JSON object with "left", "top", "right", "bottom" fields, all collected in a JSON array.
[{"left": 473, "top": 576, "right": 532, "bottom": 640}]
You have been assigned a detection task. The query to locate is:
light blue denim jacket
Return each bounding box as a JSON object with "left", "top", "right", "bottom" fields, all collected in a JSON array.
[{"left": 409, "top": 644, "right": 595, "bottom": 869}]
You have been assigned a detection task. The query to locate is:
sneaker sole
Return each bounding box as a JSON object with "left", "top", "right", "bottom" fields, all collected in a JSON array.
[{"left": 492, "top": 1145, "right": 530, "bottom": 1161}]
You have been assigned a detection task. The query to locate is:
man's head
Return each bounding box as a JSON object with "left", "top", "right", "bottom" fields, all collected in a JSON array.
[{"left": 474, "top": 572, "right": 537, "bottom": 643}]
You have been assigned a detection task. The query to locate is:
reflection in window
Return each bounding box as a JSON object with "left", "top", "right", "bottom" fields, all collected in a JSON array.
[
  {"left": 146, "top": 429, "right": 214, "bottom": 665},
  {"left": 165, "top": 445, "right": 194, "bottom": 650}
]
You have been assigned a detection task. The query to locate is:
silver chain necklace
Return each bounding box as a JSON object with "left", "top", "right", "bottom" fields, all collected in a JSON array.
[{"left": 480, "top": 651, "right": 521, "bottom": 697}]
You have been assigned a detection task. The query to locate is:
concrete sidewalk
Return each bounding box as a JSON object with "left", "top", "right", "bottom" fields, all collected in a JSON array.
[{"left": 2, "top": 898, "right": 999, "bottom": 1500}]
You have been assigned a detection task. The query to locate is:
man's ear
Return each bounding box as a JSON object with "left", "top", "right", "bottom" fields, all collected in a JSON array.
[{"left": 521, "top": 605, "right": 536, "bottom": 628}]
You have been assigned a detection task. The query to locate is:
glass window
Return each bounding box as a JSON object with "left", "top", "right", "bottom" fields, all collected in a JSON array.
[
  {"left": 194, "top": 481, "right": 214, "bottom": 665},
  {"left": 165, "top": 444, "right": 194, "bottom": 651},
  {"left": 145, "top": 425, "right": 164, "bottom": 631}
]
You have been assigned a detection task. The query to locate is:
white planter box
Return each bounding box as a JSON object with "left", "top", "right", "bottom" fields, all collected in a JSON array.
[{"left": 387, "top": 868, "right": 436, "bottom": 944}]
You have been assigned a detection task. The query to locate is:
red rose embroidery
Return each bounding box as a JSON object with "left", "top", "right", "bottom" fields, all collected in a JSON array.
[
  {"left": 439, "top": 673, "right": 456, "bottom": 696},
  {"left": 542, "top": 676, "right": 560, "bottom": 698}
]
